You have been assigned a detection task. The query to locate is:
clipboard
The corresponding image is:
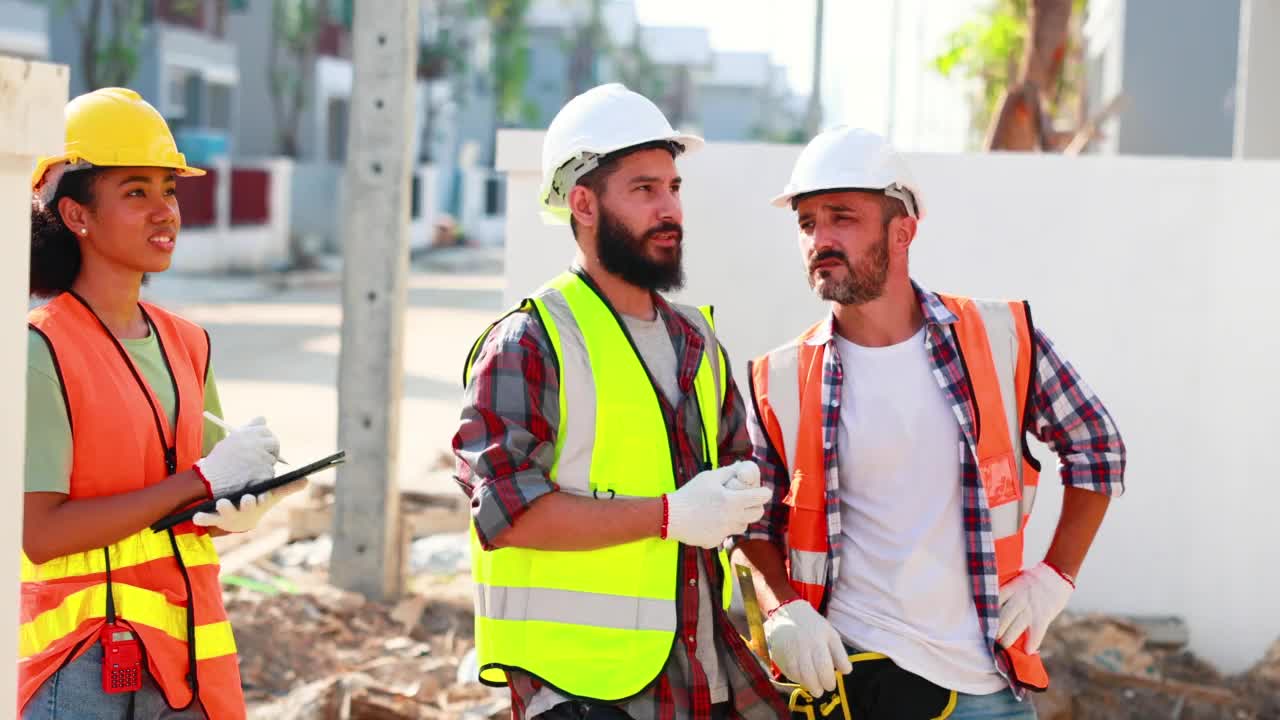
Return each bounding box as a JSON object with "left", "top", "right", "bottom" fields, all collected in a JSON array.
[{"left": 150, "top": 450, "right": 347, "bottom": 533}]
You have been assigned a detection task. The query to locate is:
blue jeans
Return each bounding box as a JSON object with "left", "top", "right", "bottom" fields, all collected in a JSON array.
[
  {"left": 948, "top": 688, "right": 1038, "bottom": 720},
  {"left": 23, "top": 642, "right": 207, "bottom": 720}
]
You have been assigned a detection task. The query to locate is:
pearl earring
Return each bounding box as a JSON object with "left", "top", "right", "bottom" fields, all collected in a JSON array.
[{"left": 79, "top": 228, "right": 87, "bottom": 236}]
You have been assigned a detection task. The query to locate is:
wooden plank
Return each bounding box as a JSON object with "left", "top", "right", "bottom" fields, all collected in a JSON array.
[
  {"left": 219, "top": 528, "right": 291, "bottom": 577},
  {"left": 1083, "top": 667, "right": 1243, "bottom": 706},
  {"left": 292, "top": 502, "right": 468, "bottom": 543}
]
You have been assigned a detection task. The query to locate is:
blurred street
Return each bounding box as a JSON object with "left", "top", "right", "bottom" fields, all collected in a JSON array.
[{"left": 143, "top": 247, "right": 504, "bottom": 496}]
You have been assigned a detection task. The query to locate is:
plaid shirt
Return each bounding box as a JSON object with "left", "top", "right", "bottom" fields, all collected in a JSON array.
[
  {"left": 741, "top": 282, "right": 1126, "bottom": 694},
  {"left": 454, "top": 285, "right": 788, "bottom": 720}
]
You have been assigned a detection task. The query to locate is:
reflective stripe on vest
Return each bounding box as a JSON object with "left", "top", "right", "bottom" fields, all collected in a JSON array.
[
  {"left": 938, "top": 295, "right": 1048, "bottom": 692},
  {"left": 464, "top": 271, "right": 727, "bottom": 701},
  {"left": 937, "top": 296, "right": 1041, "bottom": 572},
  {"left": 748, "top": 321, "right": 831, "bottom": 612},
  {"left": 21, "top": 530, "right": 218, "bottom": 582},
  {"left": 474, "top": 584, "right": 677, "bottom": 632},
  {"left": 749, "top": 296, "right": 1049, "bottom": 691},
  {"left": 21, "top": 295, "right": 245, "bottom": 719},
  {"left": 20, "top": 583, "right": 237, "bottom": 661}
]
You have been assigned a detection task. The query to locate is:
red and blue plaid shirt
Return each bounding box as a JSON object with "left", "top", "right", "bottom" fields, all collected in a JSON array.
[
  {"left": 454, "top": 287, "right": 788, "bottom": 720},
  {"left": 740, "top": 282, "right": 1126, "bottom": 694}
]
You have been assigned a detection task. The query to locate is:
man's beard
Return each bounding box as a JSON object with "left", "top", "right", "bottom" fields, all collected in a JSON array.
[
  {"left": 807, "top": 230, "right": 889, "bottom": 306},
  {"left": 597, "top": 206, "right": 685, "bottom": 292}
]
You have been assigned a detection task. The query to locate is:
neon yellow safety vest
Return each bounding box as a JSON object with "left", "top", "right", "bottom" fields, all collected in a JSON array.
[{"left": 463, "top": 270, "right": 729, "bottom": 701}]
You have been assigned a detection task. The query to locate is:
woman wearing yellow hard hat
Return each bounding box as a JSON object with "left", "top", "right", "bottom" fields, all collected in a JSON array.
[{"left": 21, "top": 88, "right": 299, "bottom": 720}]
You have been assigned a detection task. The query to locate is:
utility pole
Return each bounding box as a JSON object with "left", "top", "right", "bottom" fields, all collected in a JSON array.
[
  {"left": 804, "top": 0, "right": 825, "bottom": 136},
  {"left": 1, "top": 56, "right": 67, "bottom": 713},
  {"left": 331, "top": 0, "right": 419, "bottom": 601}
]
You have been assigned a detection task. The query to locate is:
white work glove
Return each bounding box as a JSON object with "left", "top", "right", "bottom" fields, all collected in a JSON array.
[
  {"left": 664, "top": 463, "right": 771, "bottom": 549},
  {"left": 721, "top": 460, "right": 761, "bottom": 490},
  {"left": 765, "top": 599, "right": 853, "bottom": 697},
  {"left": 192, "top": 479, "right": 308, "bottom": 533},
  {"left": 997, "top": 561, "right": 1074, "bottom": 654},
  {"left": 193, "top": 416, "right": 280, "bottom": 498}
]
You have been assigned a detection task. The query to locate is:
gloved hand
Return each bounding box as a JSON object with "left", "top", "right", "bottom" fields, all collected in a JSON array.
[
  {"left": 192, "top": 479, "right": 308, "bottom": 533},
  {"left": 765, "top": 598, "right": 853, "bottom": 697},
  {"left": 193, "top": 417, "right": 280, "bottom": 498},
  {"left": 664, "top": 464, "right": 771, "bottom": 549},
  {"left": 721, "top": 460, "right": 761, "bottom": 490},
  {"left": 997, "top": 561, "right": 1074, "bottom": 654}
]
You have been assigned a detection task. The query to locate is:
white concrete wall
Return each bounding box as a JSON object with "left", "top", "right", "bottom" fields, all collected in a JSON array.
[
  {"left": 1, "top": 56, "right": 67, "bottom": 717},
  {"left": 171, "top": 157, "right": 294, "bottom": 272},
  {"left": 497, "top": 129, "right": 1280, "bottom": 674}
]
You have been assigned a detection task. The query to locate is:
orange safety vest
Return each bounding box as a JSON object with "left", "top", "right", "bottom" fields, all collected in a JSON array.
[
  {"left": 20, "top": 293, "right": 244, "bottom": 719},
  {"left": 749, "top": 294, "right": 1049, "bottom": 692}
]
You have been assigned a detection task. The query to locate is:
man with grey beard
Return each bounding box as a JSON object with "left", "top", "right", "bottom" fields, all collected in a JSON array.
[
  {"left": 729, "top": 127, "right": 1126, "bottom": 720},
  {"left": 453, "top": 84, "right": 788, "bottom": 720}
]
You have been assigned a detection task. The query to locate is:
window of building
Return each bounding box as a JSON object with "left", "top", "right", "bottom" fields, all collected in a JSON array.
[
  {"left": 327, "top": 97, "right": 349, "bottom": 164},
  {"left": 484, "top": 176, "right": 504, "bottom": 217},
  {"left": 207, "top": 82, "right": 233, "bottom": 131},
  {"left": 167, "top": 67, "right": 193, "bottom": 120}
]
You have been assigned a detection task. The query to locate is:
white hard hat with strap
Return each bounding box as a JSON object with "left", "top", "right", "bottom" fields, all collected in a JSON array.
[
  {"left": 539, "top": 83, "right": 703, "bottom": 225},
  {"left": 772, "top": 126, "right": 924, "bottom": 220}
]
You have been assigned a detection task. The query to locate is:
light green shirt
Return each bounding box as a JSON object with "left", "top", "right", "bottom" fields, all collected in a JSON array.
[{"left": 24, "top": 328, "right": 227, "bottom": 494}]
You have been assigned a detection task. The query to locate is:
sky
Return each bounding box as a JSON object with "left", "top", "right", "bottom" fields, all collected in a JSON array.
[{"left": 633, "top": 0, "right": 987, "bottom": 138}]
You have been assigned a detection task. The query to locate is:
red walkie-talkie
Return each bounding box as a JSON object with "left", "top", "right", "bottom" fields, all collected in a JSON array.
[
  {"left": 99, "top": 546, "right": 142, "bottom": 694},
  {"left": 100, "top": 623, "right": 142, "bottom": 693}
]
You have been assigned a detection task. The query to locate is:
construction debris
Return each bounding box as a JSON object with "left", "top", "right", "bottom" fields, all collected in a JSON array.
[
  {"left": 1033, "top": 613, "right": 1279, "bottom": 719},
  {"left": 226, "top": 530, "right": 494, "bottom": 720},
  {"left": 288, "top": 484, "right": 470, "bottom": 543},
  {"left": 228, "top": 533, "right": 1279, "bottom": 720}
]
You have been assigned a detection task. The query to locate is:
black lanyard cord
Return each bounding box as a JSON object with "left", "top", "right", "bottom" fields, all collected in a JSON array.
[
  {"left": 167, "top": 528, "right": 200, "bottom": 700},
  {"left": 102, "top": 547, "right": 116, "bottom": 624}
]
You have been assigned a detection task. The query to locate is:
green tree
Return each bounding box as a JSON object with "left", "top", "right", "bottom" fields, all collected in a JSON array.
[
  {"left": 933, "top": 0, "right": 1094, "bottom": 150},
  {"left": 418, "top": 0, "right": 478, "bottom": 162},
  {"left": 564, "top": 0, "right": 605, "bottom": 98},
  {"left": 612, "top": 25, "right": 664, "bottom": 107},
  {"left": 53, "top": 0, "right": 147, "bottom": 91},
  {"left": 471, "top": 0, "right": 536, "bottom": 126},
  {"left": 268, "top": 0, "right": 323, "bottom": 157}
]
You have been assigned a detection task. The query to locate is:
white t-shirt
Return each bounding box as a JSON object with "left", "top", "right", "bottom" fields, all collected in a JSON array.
[{"left": 824, "top": 328, "right": 1006, "bottom": 694}]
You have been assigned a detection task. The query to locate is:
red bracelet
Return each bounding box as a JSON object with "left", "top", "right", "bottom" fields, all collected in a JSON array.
[
  {"left": 768, "top": 597, "right": 803, "bottom": 619},
  {"left": 660, "top": 495, "right": 670, "bottom": 540},
  {"left": 1044, "top": 561, "right": 1076, "bottom": 588},
  {"left": 192, "top": 464, "right": 214, "bottom": 499}
]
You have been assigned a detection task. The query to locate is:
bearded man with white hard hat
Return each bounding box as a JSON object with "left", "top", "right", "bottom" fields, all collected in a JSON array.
[
  {"left": 729, "top": 127, "right": 1127, "bottom": 719},
  {"left": 453, "top": 84, "right": 790, "bottom": 720}
]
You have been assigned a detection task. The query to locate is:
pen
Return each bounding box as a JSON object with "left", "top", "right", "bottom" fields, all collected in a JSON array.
[{"left": 203, "top": 411, "right": 288, "bottom": 464}]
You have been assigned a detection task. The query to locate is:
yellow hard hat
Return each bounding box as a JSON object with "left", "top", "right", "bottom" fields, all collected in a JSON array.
[{"left": 30, "top": 87, "right": 205, "bottom": 192}]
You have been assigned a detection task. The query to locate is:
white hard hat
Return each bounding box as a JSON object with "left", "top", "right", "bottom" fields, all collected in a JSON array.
[
  {"left": 539, "top": 83, "right": 704, "bottom": 225},
  {"left": 772, "top": 126, "right": 924, "bottom": 220}
]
